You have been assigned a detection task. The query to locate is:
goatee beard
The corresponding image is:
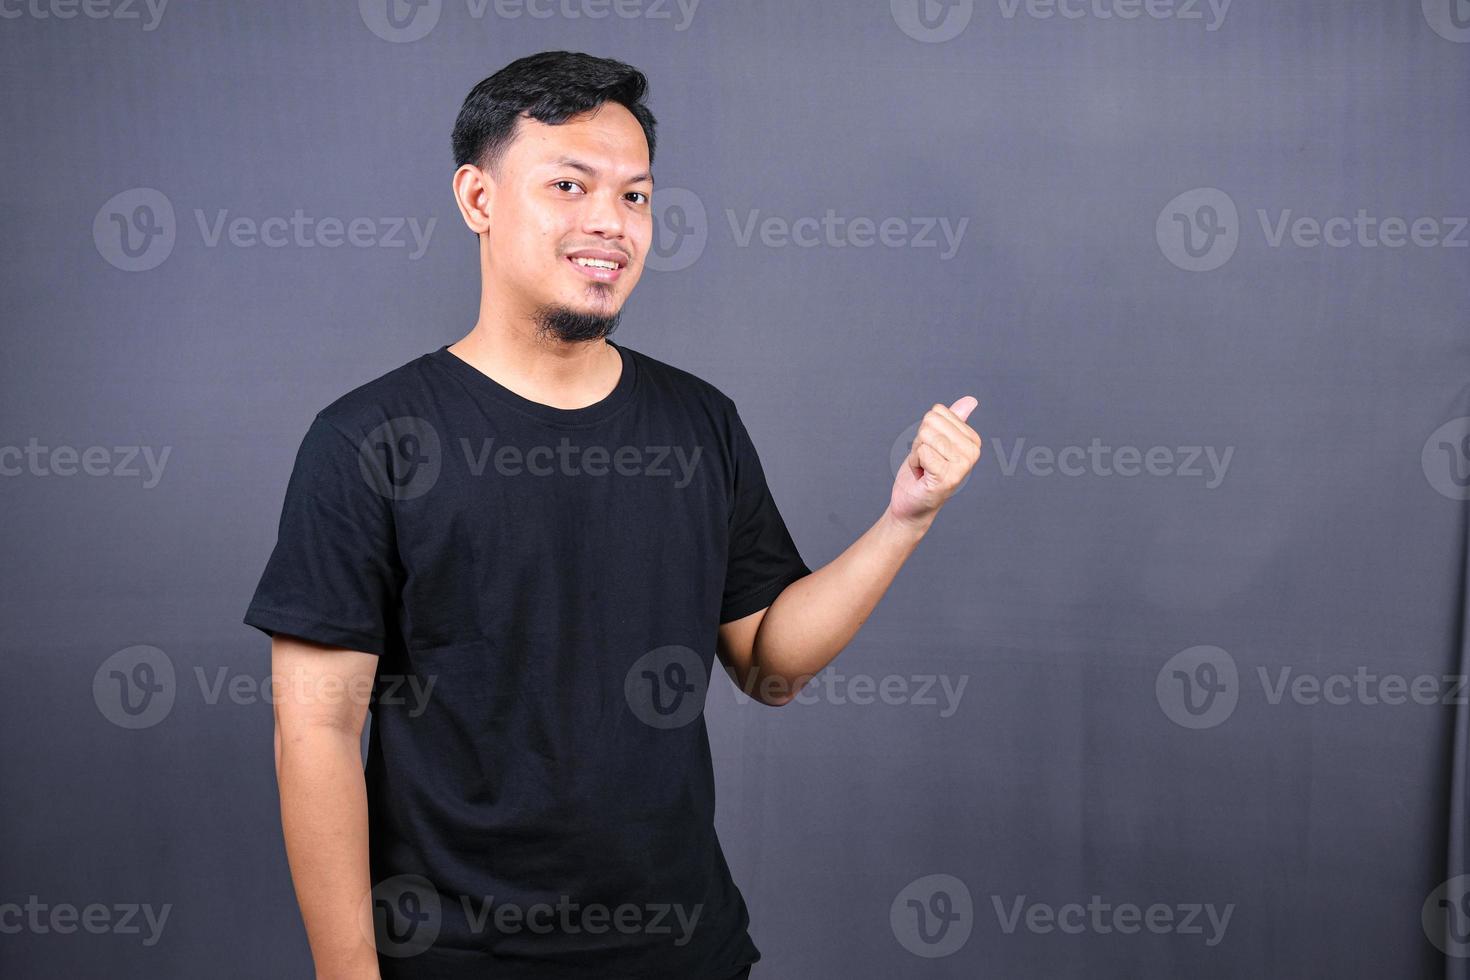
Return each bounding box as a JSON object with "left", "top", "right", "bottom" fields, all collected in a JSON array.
[{"left": 531, "top": 302, "right": 621, "bottom": 344}]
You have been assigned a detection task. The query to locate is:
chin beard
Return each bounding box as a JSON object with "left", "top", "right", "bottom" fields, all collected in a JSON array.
[{"left": 530, "top": 302, "right": 621, "bottom": 344}]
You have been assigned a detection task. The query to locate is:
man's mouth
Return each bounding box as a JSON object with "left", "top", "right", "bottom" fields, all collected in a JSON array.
[{"left": 565, "top": 250, "right": 626, "bottom": 283}]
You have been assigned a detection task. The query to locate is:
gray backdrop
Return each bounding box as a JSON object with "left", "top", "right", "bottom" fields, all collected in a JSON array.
[{"left": 3, "top": 1, "right": 1467, "bottom": 977}]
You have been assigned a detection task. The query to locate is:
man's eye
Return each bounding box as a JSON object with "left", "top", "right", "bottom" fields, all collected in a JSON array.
[
  {"left": 554, "top": 181, "right": 583, "bottom": 194},
  {"left": 626, "top": 192, "right": 649, "bottom": 205}
]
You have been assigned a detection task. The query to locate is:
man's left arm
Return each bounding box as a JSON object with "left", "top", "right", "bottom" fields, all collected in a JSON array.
[{"left": 717, "top": 396, "right": 981, "bottom": 705}]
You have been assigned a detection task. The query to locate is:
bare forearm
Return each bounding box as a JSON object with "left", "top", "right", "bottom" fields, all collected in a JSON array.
[
  {"left": 276, "top": 726, "right": 380, "bottom": 980},
  {"left": 750, "top": 507, "right": 932, "bottom": 701}
]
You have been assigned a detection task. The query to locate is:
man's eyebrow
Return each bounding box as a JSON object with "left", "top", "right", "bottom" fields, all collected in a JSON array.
[{"left": 547, "top": 156, "right": 654, "bottom": 186}]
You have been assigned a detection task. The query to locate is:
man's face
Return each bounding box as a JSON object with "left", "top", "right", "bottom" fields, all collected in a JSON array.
[{"left": 479, "top": 103, "right": 653, "bottom": 337}]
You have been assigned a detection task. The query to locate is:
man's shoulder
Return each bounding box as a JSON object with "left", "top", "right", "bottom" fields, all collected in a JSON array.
[
  {"left": 622, "top": 343, "right": 737, "bottom": 415},
  {"left": 311, "top": 349, "right": 439, "bottom": 437}
]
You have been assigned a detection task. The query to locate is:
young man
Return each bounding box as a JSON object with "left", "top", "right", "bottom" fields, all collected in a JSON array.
[{"left": 245, "top": 50, "right": 980, "bottom": 980}]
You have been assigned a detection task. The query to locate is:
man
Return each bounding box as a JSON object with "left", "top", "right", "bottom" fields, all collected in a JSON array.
[{"left": 245, "top": 50, "right": 980, "bottom": 980}]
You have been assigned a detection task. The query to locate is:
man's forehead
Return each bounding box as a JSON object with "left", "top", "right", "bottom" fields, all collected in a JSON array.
[
  {"left": 513, "top": 108, "right": 648, "bottom": 162},
  {"left": 510, "top": 118, "right": 651, "bottom": 181}
]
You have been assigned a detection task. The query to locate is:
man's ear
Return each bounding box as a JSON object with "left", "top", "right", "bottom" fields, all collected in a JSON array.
[{"left": 452, "top": 164, "right": 493, "bottom": 237}]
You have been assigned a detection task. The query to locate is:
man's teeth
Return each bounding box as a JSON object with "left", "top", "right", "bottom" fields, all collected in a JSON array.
[{"left": 572, "top": 257, "right": 619, "bottom": 270}]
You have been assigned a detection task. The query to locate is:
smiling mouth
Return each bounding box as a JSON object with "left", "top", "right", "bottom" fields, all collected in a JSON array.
[{"left": 566, "top": 255, "right": 625, "bottom": 283}]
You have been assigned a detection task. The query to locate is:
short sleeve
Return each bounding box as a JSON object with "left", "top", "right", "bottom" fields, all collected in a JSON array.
[
  {"left": 242, "top": 413, "right": 404, "bottom": 656},
  {"left": 719, "top": 402, "right": 813, "bottom": 624}
]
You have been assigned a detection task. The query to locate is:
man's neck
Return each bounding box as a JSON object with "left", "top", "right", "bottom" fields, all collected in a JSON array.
[{"left": 448, "top": 313, "right": 622, "bottom": 411}]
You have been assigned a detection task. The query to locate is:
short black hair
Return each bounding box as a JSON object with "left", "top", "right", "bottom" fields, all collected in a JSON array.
[{"left": 451, "top": 50, "right": 657, "bottom": 176}]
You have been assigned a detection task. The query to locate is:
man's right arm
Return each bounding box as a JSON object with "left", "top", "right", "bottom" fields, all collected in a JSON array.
[{"left": 272, "top": 633, "right": 382, "bottom": 980}]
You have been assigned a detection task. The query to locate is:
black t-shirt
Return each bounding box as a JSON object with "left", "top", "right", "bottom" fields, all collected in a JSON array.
[{"left": 243, "top": 339, "right": 811, "bottom": 979}]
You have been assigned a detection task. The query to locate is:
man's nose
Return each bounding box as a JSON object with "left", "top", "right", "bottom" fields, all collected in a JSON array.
[{"left": 582, "top": 189, "right": 626, "bottom": 239}]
